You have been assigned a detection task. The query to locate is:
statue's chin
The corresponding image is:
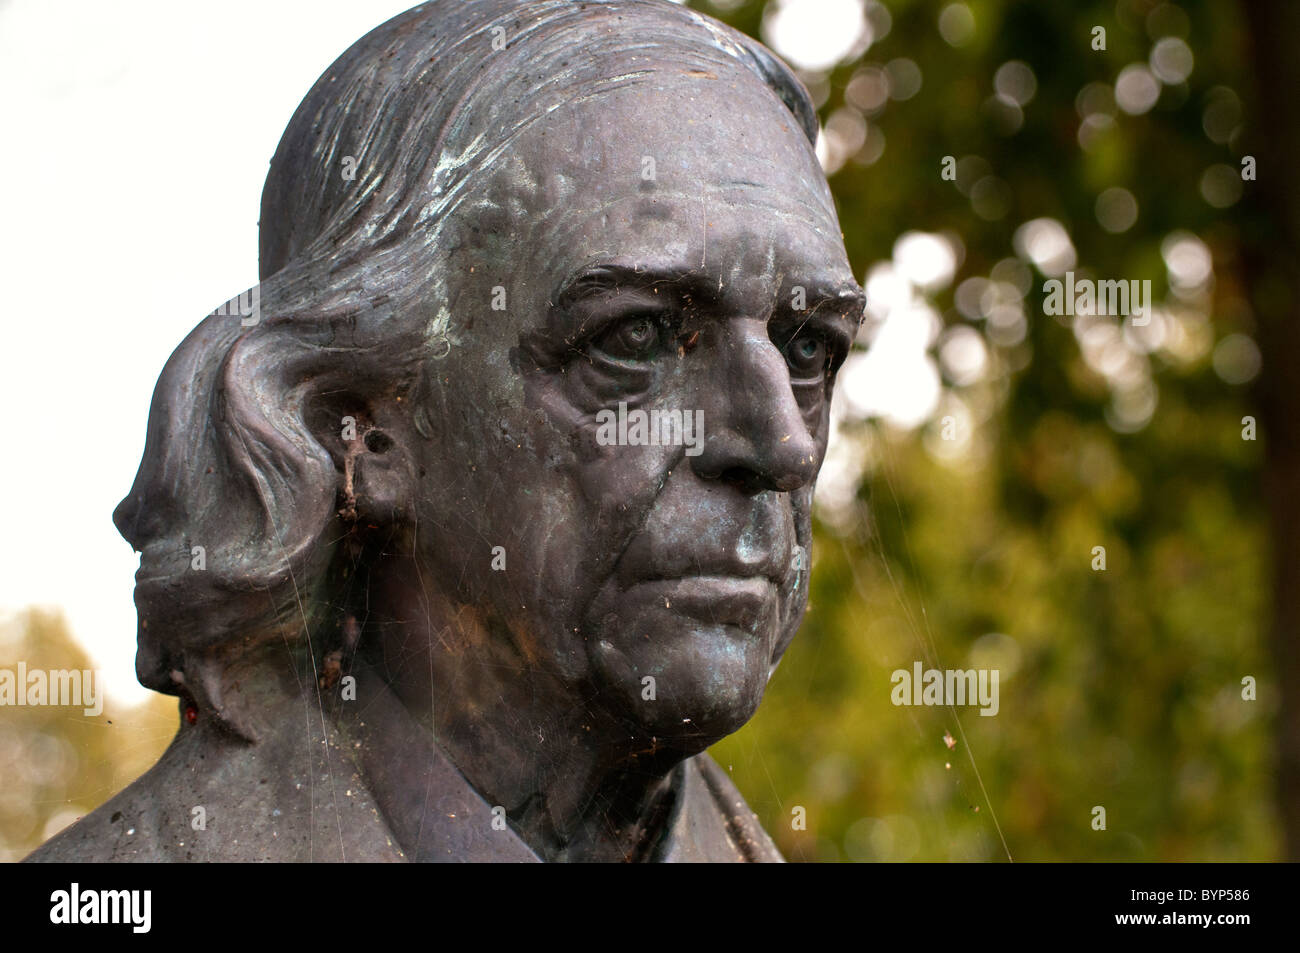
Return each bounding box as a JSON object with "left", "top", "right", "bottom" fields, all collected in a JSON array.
[{"left": 586, "top": 614, "right": 773, "bottom": 757}]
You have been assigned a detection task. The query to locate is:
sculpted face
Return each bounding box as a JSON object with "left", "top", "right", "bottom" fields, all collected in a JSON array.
[{"left": 403, "top": 67, "right": 863, "bottom": 756}]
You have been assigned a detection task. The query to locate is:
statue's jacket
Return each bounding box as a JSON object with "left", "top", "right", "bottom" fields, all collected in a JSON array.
[{"left": 25, "top": 699, "right": 783, "bottom": 863}]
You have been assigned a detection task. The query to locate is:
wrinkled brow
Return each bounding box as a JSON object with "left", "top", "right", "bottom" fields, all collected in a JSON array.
[{"left": 556, "top": 262, "right": 864, "bottom": 320}]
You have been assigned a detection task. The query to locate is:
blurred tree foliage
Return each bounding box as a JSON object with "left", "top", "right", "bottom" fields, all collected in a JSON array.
[
  {"left": 701, "top": 0, "right": 1281, "bottom": 860},
  {"left": 0, "top": 610, "right": 175, "bottom": 861}
]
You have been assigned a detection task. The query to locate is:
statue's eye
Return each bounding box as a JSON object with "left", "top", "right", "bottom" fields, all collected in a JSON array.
[
  {"left": 592, "top": 314, "right": 665, "bottom": 361},
  {"left": 785, "top": 333, "right": 829, "bottom": 377}
]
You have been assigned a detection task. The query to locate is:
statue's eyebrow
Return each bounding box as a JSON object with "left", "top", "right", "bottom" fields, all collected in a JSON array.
[
  {"left": 556, "top": 263, "right": 864, "bottom": 320},
  {"left": 554, "top": 262, "right": 719, "bottom": 311},
  {"left": 779, "top": 281, "right": 867, "bottom": 322}
]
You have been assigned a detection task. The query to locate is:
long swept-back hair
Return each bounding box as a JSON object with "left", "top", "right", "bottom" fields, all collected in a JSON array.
[{"left": 113, "top": 0, "right": 818, "bottom": 738}]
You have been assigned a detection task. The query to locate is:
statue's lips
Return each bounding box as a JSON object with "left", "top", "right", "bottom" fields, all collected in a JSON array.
[{"left": 624, "top": 575, "right": 777, "bottom": 631}]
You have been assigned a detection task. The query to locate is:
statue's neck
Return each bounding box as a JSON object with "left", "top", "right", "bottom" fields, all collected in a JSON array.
[{"left": 344, "top": 576, "right": 686, "bottom": 861}]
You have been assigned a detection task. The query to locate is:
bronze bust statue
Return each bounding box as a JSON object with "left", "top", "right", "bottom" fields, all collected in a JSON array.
[{"left": 28, "top": 0, "right": 864, "bottom": 862}]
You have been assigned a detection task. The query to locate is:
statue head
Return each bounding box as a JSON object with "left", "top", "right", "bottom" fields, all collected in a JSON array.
[{"left": 115, "top": 0, "right": 862, "bottom": 797}]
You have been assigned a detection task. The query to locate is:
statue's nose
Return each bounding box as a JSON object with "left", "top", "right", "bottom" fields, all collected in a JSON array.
[{"left": 689, "top": 318, "right": 820, "bottom": 494}]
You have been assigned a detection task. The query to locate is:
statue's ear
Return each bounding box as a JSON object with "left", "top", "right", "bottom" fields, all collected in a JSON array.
[{"left": 309, "top": 391, "right": 420, "bottom": 527}]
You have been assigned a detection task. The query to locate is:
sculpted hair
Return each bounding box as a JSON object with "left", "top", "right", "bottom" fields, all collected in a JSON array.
[{"left": 113, "top": 0, "right": 819, "bottom": 736}]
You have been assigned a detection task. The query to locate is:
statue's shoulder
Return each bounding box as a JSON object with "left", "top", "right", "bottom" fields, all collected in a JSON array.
[
  {"left": 25, "top": 732, "right": 201, "bottom": 862},
  {"left": 25, "top": 719, "right": 405, "bottom": 863},
  {"left": 23, "top": 790, "right": 164, "bottom": 863}
]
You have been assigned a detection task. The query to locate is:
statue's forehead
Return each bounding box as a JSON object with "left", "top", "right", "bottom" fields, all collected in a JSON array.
[
  {"left": 454, "top": 75, "right": 846, "bottom": 295},
  {"left": 492, "top": 73, "right": 825, "bottom": 203}
]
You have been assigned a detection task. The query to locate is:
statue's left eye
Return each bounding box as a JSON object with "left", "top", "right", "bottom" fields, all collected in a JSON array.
[
  {"left": 785, "top": 333, "right": 828, "bottom": 377},
  {"left": 593, "top": 314, "right": 664, "bottom": 361}
]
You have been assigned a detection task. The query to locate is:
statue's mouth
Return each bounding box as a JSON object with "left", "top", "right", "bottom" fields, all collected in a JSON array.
[{"left": 622, "top": 575, "right": 778, "bottom": 633}]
